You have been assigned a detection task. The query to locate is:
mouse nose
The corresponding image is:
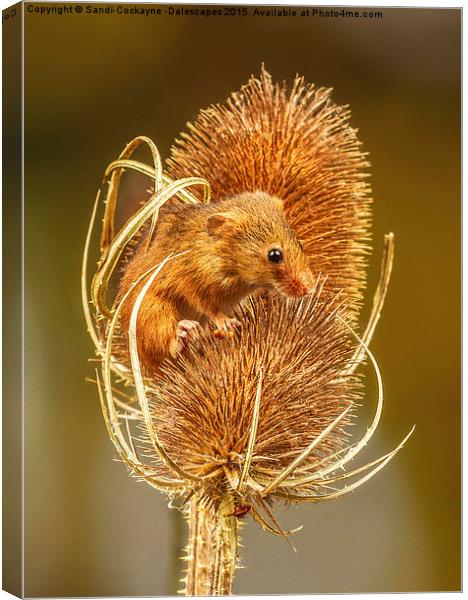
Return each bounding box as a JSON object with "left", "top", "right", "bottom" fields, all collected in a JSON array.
[
  {"left": 290, "top": 272, "right": 314, "bottom": 297},
  {"left": 278, "top": 268, "right": 315, "bottom": 298}
]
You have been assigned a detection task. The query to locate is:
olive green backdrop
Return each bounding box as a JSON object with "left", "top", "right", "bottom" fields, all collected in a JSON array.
[{"left": 23, "top": 4, "right": 460, "bottom": 596}]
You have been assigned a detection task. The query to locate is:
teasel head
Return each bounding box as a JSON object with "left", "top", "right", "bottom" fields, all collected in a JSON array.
[
  {"left": 167, "top": 66, "right": 372, "bottom": 320},
  {"left": 82, "top": 69, "right": 413, "bottom": 596}
]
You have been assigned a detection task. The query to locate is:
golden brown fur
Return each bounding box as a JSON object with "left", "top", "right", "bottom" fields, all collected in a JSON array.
[{"left": 119, "top": 191, "right": 314, "bottom": 372}]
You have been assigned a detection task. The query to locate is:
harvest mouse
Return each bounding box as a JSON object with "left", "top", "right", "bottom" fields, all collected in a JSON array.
[{"left": 119, "top": 191, "right": 314, "bottom": 371}]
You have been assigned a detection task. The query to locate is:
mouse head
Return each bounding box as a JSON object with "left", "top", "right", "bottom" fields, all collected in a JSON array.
[{"left": 207, "top": 191, "right": 315, "bottom": 298}]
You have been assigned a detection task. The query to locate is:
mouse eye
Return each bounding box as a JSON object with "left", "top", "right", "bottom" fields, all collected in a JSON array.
[{"left": 267, "top": 248, "right": 283, "bottom": 264}]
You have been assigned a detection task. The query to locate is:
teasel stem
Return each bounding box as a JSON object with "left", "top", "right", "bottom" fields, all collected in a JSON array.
[{"left": 183, "top": 495, "right": 239, "bottom": 596}]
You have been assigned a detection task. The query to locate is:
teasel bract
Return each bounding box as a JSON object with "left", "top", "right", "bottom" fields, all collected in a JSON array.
[{"left": 82, "top": 69, "right": 413, "bottom": 595}]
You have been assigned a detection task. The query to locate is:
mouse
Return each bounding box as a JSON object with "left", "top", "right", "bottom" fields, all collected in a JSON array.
[{"left": 118, "top": 190, "right": 315, "bottom": 372}]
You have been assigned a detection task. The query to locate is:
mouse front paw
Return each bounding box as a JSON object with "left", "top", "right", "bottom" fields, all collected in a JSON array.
[
  {"left": 213, "top": 316, "right": 241, "bottom": 339},
  {"left": 175, "top": 319, "right": 203, "bottom": 354}
]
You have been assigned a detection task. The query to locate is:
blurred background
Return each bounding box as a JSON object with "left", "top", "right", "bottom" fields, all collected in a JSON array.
[{"left": 22, "top": 4, "right": 460, "bottom": 596}]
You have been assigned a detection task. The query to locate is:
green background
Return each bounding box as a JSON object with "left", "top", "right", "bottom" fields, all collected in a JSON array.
[{"left": 23, "top": 4, "right": 460, "bottom": 596}]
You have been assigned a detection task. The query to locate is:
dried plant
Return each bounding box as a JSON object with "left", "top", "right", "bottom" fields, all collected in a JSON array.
[
  {"left": 167, "top": 66, "right": 371, "bottom": 320},
  {"left": 82, "top": 71, "right": 413, "bottom": 596}
]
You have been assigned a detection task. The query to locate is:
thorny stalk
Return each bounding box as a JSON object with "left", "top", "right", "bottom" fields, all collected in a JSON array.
[{"left": 183, "top": 495, "right": 239, "bottom": 596}]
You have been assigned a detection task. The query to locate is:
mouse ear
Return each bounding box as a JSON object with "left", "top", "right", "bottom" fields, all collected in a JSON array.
[{"left": 207, "top": 212, "right": 234, "bottom": 237}]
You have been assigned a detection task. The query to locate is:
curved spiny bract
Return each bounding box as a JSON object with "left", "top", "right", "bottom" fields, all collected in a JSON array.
[{"left": 167, "top": 67, "right": 372, "bottom": 318}]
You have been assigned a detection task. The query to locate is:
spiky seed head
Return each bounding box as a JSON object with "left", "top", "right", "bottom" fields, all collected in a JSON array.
[
  {"left": 141, "top": 285, "right": 361, "bottom": 505},
  {"left": 166, "top": 67, "right": 372, "bottom": 319}
]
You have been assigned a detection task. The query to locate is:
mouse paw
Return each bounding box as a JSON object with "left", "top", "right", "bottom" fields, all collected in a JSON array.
[
  {"left": 175, "top": 319, "right": 203, "bottom": 354},
  {"left": 213, "top": 316, "right": 241, "bottom": 339}
]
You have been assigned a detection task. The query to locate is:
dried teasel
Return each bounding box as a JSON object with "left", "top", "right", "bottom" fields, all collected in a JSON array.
[
  {"left": 82, "top": 71, "right": 413, "bottom": 596},
  {"left": 167, "top": 66, "right": 372, "bottom": 320}
]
